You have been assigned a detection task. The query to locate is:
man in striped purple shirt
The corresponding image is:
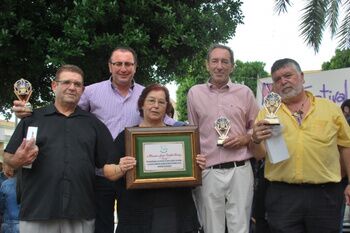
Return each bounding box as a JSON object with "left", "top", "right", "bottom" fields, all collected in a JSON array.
[
  {"left": 79, "top": 47, "right": 175, "bottom": 233},
  {"left": 79, "top": 46, "right": 142, "bottom": 233},
  {"left": 79, "top": 47, "right": 144, "bottom": 139}
]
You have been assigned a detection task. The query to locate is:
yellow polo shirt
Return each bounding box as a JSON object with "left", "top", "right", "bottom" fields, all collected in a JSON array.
[{"left": 257, "top": 91, "right": 350, "bottom": 184}]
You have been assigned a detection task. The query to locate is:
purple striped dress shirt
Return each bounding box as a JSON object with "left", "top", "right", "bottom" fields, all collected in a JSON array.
[
  {"left": 79, "top": 78, "right": 176, "bottom": 139},
  {"left": 79, "top": 79, "right": 144, "bottom": 139}
]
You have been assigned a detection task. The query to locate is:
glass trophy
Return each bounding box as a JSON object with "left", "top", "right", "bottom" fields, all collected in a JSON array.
[
  {"left": 263, "top": 92, "right": 281, "bottom": 125},
  {"left": 214, "top": 116, "right": 230, "bottom": 146},
  {"left": 14, "top": 78, "right": 33, "bottom": 112}
]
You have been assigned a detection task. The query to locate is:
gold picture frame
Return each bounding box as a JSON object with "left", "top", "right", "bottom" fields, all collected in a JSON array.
[{"left": 125, "top": 126, "right": 201, "bottom": 189}]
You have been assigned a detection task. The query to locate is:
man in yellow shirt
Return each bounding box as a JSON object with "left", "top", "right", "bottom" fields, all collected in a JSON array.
[{"left": 249, "top": 58, "right": 350, "bottom": 233}]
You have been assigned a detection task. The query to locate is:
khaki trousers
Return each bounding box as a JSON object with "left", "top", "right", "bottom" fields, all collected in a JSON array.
[{"left": 193, "top": 162, "right": 254, "bottom": 233}]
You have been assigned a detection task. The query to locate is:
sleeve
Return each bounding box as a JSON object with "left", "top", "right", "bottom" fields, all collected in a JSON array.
[
  {"left": 5, "top": 119, "right": 28, "bottom": 154},
  {"left": 245, "top": 88, "right": 260, "bottom": 132},
  {"left": 78, "top": 87, "right": 91, "bottom": 111},
  {"left": 334, "top": 104, "right": 350, "bottom": 147},
  {"left": 94, "top": 118, "right": 117, "bottom": 168},
  {"left": 256, "top": 109, "right": 267, "bottom": 122},
  {"left": 112, "top": 130, "right": 126, "bottom": 164},
  {"left": 0, "top": 183, "right": 6, "bottom": 215},
  {"left": 187, "top": 87, "right": 199, "bottom": 126},
  {"left": 113, "top": 131, "right": 126, "bottom": 198},
  {"left": 164, "top": 114, "right": 176, "bottom": 126}
]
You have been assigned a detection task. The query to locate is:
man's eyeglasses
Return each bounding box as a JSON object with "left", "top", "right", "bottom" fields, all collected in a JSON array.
[
  {"left": 145, "top": 98, "right": 167, "bottom": 107},
  {"left": 110, "top": 61, "right": 135, "bottom": 68},
  {"left": 55, "top": 80, "right": 83, "bottom": 88}
]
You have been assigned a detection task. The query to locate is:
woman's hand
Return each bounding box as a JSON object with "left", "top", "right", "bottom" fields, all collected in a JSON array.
[
  {"left": 103, "top": 156, "right": 136, "bottom": 181},
  {"left": 119, "top": 156, "right": 137, "bottom": 173},
  {"left": 196, "top": 154, "right": 206, "bottom": 170}
]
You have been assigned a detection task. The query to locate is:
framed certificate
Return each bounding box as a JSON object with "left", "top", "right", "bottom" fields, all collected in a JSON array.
[{"left": 125, "top": 126, "right": 201, "bottom": 189}]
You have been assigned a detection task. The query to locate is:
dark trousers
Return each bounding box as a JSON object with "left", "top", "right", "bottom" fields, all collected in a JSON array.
[
  {"left": 339, "top": 177, "right": 348, "bottom": 233},
  {"left": 94, "top": 176, "right": 117, "bottom": 233},
  {"left": 251, "top": 159, "right": 270, "bottom": 233},
  {"left": 254, "top": 178, "right": 270, "bottom": 233},
  {"left": 266, "top": 182, "right": 343, "bottom": 233}
]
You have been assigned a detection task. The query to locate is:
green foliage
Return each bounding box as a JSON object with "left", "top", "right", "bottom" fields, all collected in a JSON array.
[
  {"left": 322, "top": 49, "right": 350, "bottom": 70},
  {"left": 176, "top": 59, "right": 268, "bottom": 121},
  {"left": 176, "top": 78, "right": 197, "bottom": 122},
  {"left": 0, "top": 0, "right": 243, "bottom": 117},
  {"left": 175, "top": 52, "right": 208, "bottom": 121},
  {"left": 233, "top": 60, "right": 268, "bottom": 95},
  {"left": 274, "top": 0, "right": 350, "bottom": 52}
]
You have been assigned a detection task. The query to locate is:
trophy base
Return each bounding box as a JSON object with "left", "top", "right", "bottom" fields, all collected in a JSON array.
[
  {"left": 264, "top": 118, "right": 280, "bottom": 125},
  {"left": 217, "top": 139, "right": 224, "bottom": 147}
]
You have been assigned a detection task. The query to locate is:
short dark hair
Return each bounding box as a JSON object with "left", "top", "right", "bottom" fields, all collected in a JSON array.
[
  {"left": 167, "top": 102, "right": 175, "bottom": 118},
  {"left": 55, "top": 64, "right": 84, "bottom": 82},
  {"left": 207, "top": 44, "right": 234, "bottom": 64},
  {"left": 271, "top": 58, "right": 302, "bottom": 74},
  {"left": 109, "top": 46, "right": 138, "bottom": 65},
  {"left": 138, "top": 84, "right": 171, "bottom": 117},
  {"left": 341, "top": 99, "right": 350, "bottom": 112}
]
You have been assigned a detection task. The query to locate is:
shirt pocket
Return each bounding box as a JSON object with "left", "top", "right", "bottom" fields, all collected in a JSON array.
[{"left": 309, "top": 120, "right": 333, "bottom": 143}]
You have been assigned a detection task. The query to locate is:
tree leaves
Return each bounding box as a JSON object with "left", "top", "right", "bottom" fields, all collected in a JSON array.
[
  {"left": 322, "top": 48, "right": 350, "bottom": 70},
  {"left": 0, "top": 0, "right": 243, "bottom": 117},
  {"left": 274, "top": 0, "right": 350, "bottom": 52}
]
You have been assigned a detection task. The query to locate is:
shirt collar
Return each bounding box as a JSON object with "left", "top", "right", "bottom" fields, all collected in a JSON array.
[
  {"left": 206, "top": 78, "right": 232, "bottom": 90},
  {"left": 43, "top": 103, "right": 88, "bottom": 117},
  {"left": 109, "top": 76, "right": 135, "bottom": 91}
]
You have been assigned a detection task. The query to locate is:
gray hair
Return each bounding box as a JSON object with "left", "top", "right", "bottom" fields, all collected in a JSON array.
[
  {"left": 207, "top": 44, "right": 234, "bottom": 64},
  {"left": 271, "top": 58, "right": 302, "bottom": 74}
]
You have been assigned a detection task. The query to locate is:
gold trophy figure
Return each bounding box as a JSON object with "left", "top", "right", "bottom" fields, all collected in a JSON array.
[
  {"left": 214, "top": 116, "right": 231, "bottom": 146},
  {"left": 14, "top": 78, "right": 33, "bottom": 112},
  {"left": 263, "top": 92, "right": 281, "bottom": 125}
]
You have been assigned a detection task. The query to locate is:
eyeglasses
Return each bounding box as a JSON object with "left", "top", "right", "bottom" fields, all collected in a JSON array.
[
  {"left": 145, "top": 98, "right": 167, "bottom": 107},
  {"left": 55, "top": 80, "right": 83, "bottom": 88},
  {"left": 110, "top": 61, "right": 135, "bottom": 68}
]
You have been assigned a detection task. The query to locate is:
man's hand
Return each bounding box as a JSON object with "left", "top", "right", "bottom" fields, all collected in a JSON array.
[
  {"left": 345, "top": 185, "right": 350, "bottom": 205},
  {"left": 12, "top": 138, "right": 39, "bottom": 168},
  {"left": 3, "top": 163, "right": 14, "bottom": 178},
  {"left": 251, "top": 120, "right": 273, "bottom": 144},
  {"left": 223, "top": 134, "right": 251, "bottom": 149},
  {"left": 196, "top": 154, "right": 206, "bottom": 170},
  {"left": 12, "top": 100, "right": 32, "bottom": 119}
]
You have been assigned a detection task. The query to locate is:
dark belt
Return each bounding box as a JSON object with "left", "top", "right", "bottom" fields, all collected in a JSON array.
[
  {"left": 211, "top": 160, "right": 246, "bottom": 169},
  {"left": 270, "top": 181, "right": 340, "bottom": 188}
]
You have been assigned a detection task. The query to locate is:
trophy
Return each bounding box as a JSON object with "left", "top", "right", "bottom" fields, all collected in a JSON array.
[
  {"left": 14, "top": 78, "right": 33, "bottom": 112},
  {"left": 263, "top": 92, "right": 289, "bottom": 164},
  {"left": 214, "top": 116, "right": 231, "bottom": 146},
  {"left": 263, "top": 92, "right": 281, "bottom": 125}
]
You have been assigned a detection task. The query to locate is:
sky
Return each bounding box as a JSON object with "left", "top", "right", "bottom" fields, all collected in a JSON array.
[
  {"left": 167, "top": 0, "right": 341, "bottom": 100},
  {"left": 228, "top": 0, "right": 339, "bottom": 72}
]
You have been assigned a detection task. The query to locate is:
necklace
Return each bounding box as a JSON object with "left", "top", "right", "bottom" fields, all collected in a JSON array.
[{"left": 290, "top": 96, "right": 308, "bottom": 125}]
